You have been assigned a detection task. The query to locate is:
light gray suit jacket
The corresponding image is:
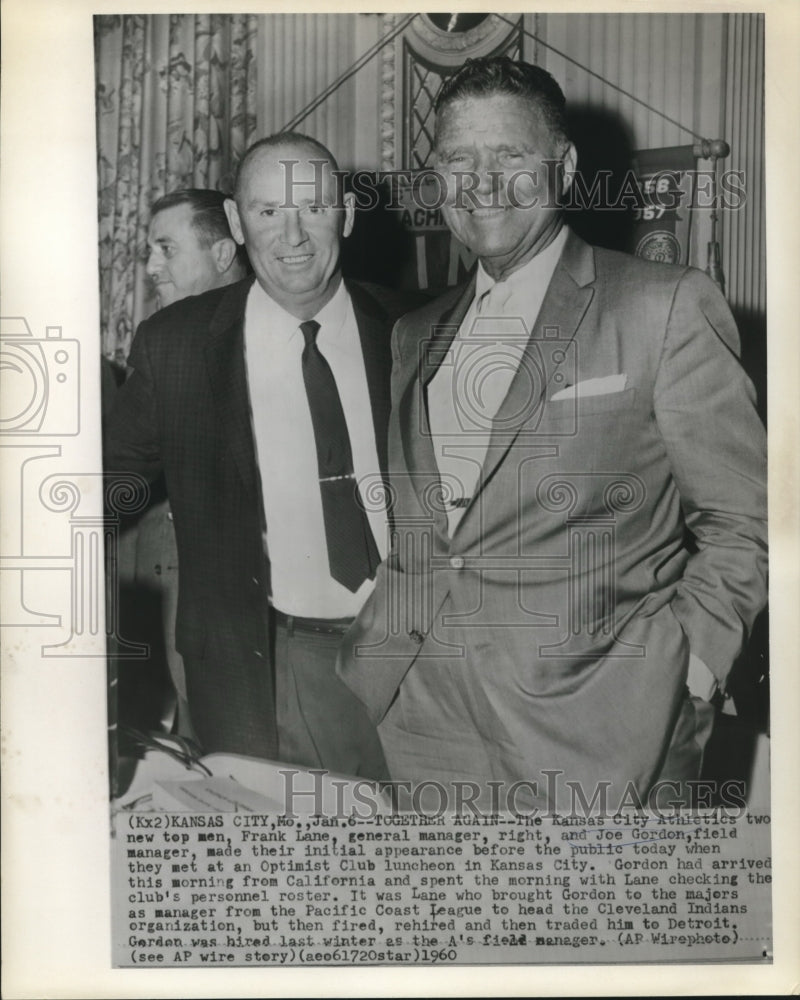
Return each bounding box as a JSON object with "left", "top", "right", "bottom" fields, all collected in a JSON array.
[{"left": 338, "top": 231, "right": 767, "bottom": 794}]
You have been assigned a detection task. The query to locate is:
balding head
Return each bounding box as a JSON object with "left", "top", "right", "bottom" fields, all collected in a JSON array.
[
  {"left": 233, "top": 132, "right": 343, "bottom": 201},
  {"left": 224, "top": 133, "right": 354, "bottom": 319}
]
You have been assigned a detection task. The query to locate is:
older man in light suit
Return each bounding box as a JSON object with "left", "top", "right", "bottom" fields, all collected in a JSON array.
[{"left": 338, "top": 57, "right": 767, "bottom": 811}]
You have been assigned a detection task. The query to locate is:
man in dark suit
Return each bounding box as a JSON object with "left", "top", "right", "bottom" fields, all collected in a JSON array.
[
  {"left": 106, "top": 134, "right": 413, "bottom": 778},
  {"left": 116, "top": 188, "right": 250, "bottom": 739},
  {"left": 338, "top": 58, "right": 767, "bottom": 811}
]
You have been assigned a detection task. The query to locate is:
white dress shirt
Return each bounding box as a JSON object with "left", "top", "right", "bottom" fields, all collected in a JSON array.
[
  {"left": 244, "top": 280, "right": 388, "bottom": 618},
  {"left": 427, "top": 226, "right": 569, "bottom": 535}
]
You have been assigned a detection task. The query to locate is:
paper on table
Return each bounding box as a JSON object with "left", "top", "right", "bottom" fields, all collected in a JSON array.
[{"left": 151, "top": 774, "right": 284, "bottom": 812}]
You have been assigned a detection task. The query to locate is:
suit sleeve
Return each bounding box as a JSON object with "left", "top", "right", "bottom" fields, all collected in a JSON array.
[
  {"left": 653, "top": 268, "right": 767, "bottom": 688},
  {"left": 103, "top": 321, "right": 163, "bottom": 484}
]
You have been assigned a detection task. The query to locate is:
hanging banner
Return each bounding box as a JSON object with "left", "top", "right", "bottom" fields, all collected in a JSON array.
[{"left": 630, "top": 145, "right": 699, "bottom": 267}]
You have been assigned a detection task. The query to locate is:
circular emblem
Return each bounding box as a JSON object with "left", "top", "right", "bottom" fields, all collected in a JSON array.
[
  {"left": 636, "top": 230, "right": 681, "bottom": 264},
  {"left": 425, "top": 14, "right": 491, "bottom": 34}
]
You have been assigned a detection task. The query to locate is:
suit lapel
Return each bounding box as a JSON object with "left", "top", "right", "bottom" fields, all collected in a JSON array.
[
  {"left": 472, "top": 232, "right": 596, "bottom": 507},
  {"left": 397, "top": 279, "right": 475, "bottom": 539},
  {"left": 397, "top": 276, "right": 474, "bottom": 456},
  {"left": 420, "top": 280, "right": 475, "bottom": 387},
  {"left": 205, "top": 277, "right": 258, "bottom": 491},
  {"left": 347, "top": 281, "right": 393, "bottom": 477}
]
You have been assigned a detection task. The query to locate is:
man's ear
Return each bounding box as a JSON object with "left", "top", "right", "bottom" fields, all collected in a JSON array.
[
  {"left": 561, "top": 142, "right": 578, "bottom": 198},
  {"left": 342, "top": 191, "right": 356, "bottom": 240},
  {"left": 212, "top": 237, "right": 238, "bottom": 274},
  {"left": 223, "top": 197, "right": 245, "bottom": 245}
]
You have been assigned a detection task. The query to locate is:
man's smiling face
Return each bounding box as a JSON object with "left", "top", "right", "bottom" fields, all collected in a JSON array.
[
  {"left": 433, "top": 94, "right": 576, "bottom": 281},
  {"left": 225, "top": 143, "right": 354, "bottom": 319}
]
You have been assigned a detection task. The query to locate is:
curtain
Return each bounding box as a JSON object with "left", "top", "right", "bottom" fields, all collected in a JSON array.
[{"left": 94, "top": 14, "right": 258, "bottom": 362}]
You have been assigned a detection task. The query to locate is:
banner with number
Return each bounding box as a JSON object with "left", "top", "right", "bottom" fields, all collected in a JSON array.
[{"left": 629, "top": 145, "right": 699, "bottom": 267}]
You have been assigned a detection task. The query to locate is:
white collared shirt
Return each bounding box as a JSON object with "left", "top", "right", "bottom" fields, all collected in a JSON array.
[
  {"left": 427, "top": 226, "right": 569, "bottom": 535},
  {"left": 244, "top": 280, "right": 388, "bottom": 617}
]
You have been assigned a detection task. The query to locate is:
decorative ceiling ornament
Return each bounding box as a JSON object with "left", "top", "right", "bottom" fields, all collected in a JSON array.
[
  {"left": 425, "top": 14, "right": 492, "bottom": 35},
  {"left": 409, "top": 13, "right": 516, "bottom": 65}
]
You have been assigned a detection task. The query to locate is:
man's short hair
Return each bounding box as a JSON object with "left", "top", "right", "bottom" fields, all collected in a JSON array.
[
  {"left": 150, "top": 188, "right": 234, "bottom": 248},
  {"left": 232, "top": 132, "right": 342, "bottom": 199},
  {"left": 434, "top": 56, "right": 569, "bottom": 146}
]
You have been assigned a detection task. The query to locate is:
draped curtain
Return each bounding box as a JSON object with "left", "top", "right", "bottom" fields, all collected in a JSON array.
[{"left": 94, "top": 14, "right": 258, "bottom": 362}]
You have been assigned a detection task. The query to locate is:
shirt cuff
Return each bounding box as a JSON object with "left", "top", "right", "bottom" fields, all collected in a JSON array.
[{"left": 687, "top": 652, "right": 719, "bottom": 702}]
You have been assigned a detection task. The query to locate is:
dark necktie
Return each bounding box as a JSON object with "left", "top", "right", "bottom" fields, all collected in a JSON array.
[{"left": 300, "top": 319, "right": 380, "bottom": 592}]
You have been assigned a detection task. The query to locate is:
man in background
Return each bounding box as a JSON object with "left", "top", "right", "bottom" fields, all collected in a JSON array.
[
  {"left": 339, "top": 57, "right": 767, "bottom": 810},
  {"left": 107, "top": 134, "right": 417, "bottom": 778},
  {"left": 116, "top": 188, "right": 249, "bottom": 737},
  {"left": 146, "top": 188, "right": 250, "bottom": 308}
]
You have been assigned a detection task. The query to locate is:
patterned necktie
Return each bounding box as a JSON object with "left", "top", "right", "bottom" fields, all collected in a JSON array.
[{"left": 300, "top": 319, "right": 380, "bottom": 592}]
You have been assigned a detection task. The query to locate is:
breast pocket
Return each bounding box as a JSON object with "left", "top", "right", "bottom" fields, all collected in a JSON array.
[
  {"left": 543, "top": 386, "right": 638, "bottom": 424},
  {"left": 525, "top": 387, "right": 648, "bottom": 495}
]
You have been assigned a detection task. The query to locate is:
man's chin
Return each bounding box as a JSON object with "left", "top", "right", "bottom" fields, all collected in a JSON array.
[
  {"left": 275, "top": 270, "right": 325, "bottom": 294},
  {"left": 274, "top": 261, "right": 320, "bottom": 287},
  {"left": 461, "top": 236, "right": 519, "bottom": 264},
  {"left": 448, "top": 224, "right": 520, "bottom": 259}
]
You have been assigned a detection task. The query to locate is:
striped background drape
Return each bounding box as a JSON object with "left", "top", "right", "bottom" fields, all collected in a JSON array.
[{"left": 94, "top": 14, "right": 258, "bottom": 361}]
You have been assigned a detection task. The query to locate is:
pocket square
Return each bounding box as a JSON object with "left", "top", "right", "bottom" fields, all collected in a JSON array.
[{"left": 550, "top": 374, "right": 628, "bottom": 402}]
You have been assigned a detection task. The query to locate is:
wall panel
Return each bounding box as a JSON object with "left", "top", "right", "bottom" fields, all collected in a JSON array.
[
  {"left": 722, "top": 13, "right": 766, "bottom": 316},
  {"left": 521, "top": 13, "right": 763, "bottom": 321},
  {"left": 256, "top": 14, "right": 359, "bottom": 169},
  {"left": 538, "top": 13, "right": 725, "bottom": 149}
]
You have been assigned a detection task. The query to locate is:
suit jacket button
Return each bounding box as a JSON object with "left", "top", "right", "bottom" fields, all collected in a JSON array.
[
  {"left": 449, "top": 555, "right": 465, "bottom": 570},
  {"left": 254, "top": 649, "right": 263, "bottom": 658},
  {"left": 409, "top": 629, "right": 424, "bottom": 644}
]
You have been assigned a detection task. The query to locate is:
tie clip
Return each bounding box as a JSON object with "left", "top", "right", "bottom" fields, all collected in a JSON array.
[{"left": 319, "top": 473, "right": 356, "bottom": 483}]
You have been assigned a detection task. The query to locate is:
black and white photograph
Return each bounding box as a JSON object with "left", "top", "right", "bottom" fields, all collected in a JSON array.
[{"left": 2, "top": 2, "right": 798, "bottom": 997}]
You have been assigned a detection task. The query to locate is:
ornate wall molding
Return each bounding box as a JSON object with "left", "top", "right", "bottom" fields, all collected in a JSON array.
[
  {"left": 380, "top": 13, "right": 397, "bottom": 172},
  {"left": 400, "top": 14, "right": 522, "bottom": 169}
]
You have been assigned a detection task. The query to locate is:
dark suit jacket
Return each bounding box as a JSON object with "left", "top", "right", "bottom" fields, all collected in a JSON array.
[
  {"left": 339, "top": 231, "right": 767, "bottom": 797},
  {"left": 105, "top": 276, "right": 415, "bottom": 758}
]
